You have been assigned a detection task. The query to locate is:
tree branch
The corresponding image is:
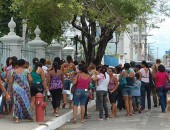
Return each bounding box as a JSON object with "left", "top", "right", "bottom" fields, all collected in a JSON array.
[
  {"left": 71, "top": 15, "right": 89, "bottom": 37},
  {"left": 92, "top": 25, "right": 119, "bottom": 47}
]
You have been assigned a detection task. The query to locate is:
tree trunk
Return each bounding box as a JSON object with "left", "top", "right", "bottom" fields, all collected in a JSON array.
[{"left": 94, "top": 27, "right": 114, "bottom": 65}]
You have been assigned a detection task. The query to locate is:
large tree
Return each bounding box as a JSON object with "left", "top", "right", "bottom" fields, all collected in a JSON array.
[
  {"left": 0, "top": 0, "right": 22, "bottom": 37},
  {"left": 11, "top": 0, "right": 169, "bottom": 65}
]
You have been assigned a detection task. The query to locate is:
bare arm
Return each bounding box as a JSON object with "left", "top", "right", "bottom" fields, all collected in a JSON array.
[
  {"left": 27, "top": 73, "right": 32, "bottom": 84},
  {"left": 39, "top": 67, "right": 48, "bottom": 91},
  {"left": 46, "top": 71, "right": 51, "bottom": 89},
  {"left": 111, "top": 76, "right": 119, "bottom": 93}
]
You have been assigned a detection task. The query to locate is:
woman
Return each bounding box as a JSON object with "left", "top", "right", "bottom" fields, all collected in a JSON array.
[
  {"left": 116, "top": 66, "right": 125, "bottom": 110},
  {"left": 92, "top": 65, "right": 110, "bottom": 120},
  {"left": 139, "top": 61, "right": 151, "bottom": 110},
  {"left": 108, "top": 68, "right": 118, "bottom": 118},
  {"left": 47, "top": 61, "right": 63, "bottom": 117},
  {"left": 30, "top": 58, "right": 48, "bottom": 109},
  {"left": 155, "top": 65, "right": 169, "bottom": 112},
  {"left": 8, "top": 59, "right": 32, "bottom": 123},
  {"left": 72, "top": 64, "right": 91, "bottom": 123},
  {"left": 119, "top": 63, "right": 135, "bottom": 116},
  {"left": 135, "top": 65, "right": 141, "bottom": 80}
]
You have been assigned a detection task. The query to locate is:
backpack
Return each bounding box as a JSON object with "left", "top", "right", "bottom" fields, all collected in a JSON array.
[{"left": 126, "top": 70, "right": 134, "bottom": 86}]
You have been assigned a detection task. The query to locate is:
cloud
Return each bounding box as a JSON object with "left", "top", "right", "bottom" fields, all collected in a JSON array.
[{"left": 148, "top": 17, "right": 170, "bottom": 58}]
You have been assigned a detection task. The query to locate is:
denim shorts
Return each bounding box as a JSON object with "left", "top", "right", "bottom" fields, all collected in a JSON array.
[
  {"left": 73, "top": 89, "right": 88, "bottom": 106},
  {"left": 63, "top": 80, "right": 72, "bottom": 90},
  {"left": 122, "top": 87, "right": 132, "bottom": 96}
]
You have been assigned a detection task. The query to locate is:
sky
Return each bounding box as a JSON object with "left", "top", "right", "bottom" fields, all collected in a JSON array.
[{"left": 147, "top": 17, "right": 170, "bottom": 59}]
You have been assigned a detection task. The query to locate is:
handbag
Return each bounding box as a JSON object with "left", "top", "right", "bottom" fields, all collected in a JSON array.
[
  {"left": 71, "top": 74, "right": 79, "bottom": 93},
  {"left": 164, "top": 82, "right": 170, "bottom": 90}
]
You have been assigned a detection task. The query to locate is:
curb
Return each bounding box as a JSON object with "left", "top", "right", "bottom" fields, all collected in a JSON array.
[{"left": 34, "top": 100, "right": 95, "bottom": 130}]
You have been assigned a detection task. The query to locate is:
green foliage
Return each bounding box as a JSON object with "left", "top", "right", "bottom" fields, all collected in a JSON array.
[
  {"left": 11, "top": 0, "right": 83, "bottom": 43},
  {"left": 0, "top": 0, "right": 22, "bottom": 37}
]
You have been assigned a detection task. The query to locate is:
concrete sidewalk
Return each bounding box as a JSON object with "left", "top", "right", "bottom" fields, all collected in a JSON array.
[{"left": 0, "top": 100, "right": 95, "bottom": 130}]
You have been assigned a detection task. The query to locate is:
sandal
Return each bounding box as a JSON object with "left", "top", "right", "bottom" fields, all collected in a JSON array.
[
  {"left": 14, "top": 118, "right": 19, "bottom": 123},
  {"left": 81, "top": 120, "right": 85, "bottom": 123},
  {"left": 62, "top": 103, "right": 66, "bottom": 108},
  {"left": 55, "top": 114, "right": 59, "bottom": 117},
  {"left": 109, "top": 115, "right": 115, "bottom": 118},
  {"left": 71, "top": 119, "right": 77, "bottom": 124}
]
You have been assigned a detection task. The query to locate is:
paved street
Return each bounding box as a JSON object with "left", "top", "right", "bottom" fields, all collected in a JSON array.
[{"left": 58, "top": 105, "right": 170, "bottom": 130}]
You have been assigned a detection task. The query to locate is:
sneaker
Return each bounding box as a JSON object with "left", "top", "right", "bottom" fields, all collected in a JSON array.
[
  {"left": 97, "top": 118, "right": 103, "bottom": 121},
  {"left": 105, "top": 117, "right": 109, "bottom": 120}
]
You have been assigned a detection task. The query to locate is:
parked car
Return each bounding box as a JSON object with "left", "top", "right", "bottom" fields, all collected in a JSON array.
[{"left": 130, "top": 61, "right": 154, "bottom": 68}]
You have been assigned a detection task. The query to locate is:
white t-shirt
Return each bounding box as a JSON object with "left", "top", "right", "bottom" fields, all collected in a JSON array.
[
  {"left": 140, "top": 68, "right": 149, "bottom": 83},
  {"left": 96, "top": 73, "right": 110, "bottom": 91},
  {"left": 42, "top": 66, "right": 48, "bottom": 74}
]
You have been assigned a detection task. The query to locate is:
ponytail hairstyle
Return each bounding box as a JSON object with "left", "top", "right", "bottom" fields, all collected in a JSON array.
[
  {"left": 53, "top": 61, "right": 58, "bottom": 73},
  {"left": 32, "top": 58, "right": 39, "bottom": 72}
]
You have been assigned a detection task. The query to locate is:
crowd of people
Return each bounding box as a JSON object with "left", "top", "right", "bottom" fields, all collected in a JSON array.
[{"left": 0, "top": 55, "right": 169, "bottom": 124}]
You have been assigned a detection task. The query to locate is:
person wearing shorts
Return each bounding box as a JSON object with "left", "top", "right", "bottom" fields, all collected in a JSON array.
[
  {"left": 30, "top": 58, "right": 48, "bottom": 110},
  {"left": 72, "top": 64, "right": 91, "bottom": 123},
  {"left": 61, "top": 55, "right": 76, "bottom": 109},
  {"left": 119, "top": 63, "right": 135, "bottom": 117},
  {"left": 132, "top": 73, "right": 141, "bottom": 113},
  {"left": 108, "top": 67, "right": 118, "bottom": 118}
]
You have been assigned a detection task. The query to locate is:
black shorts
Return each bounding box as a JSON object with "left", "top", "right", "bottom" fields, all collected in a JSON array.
[
  {"left": 109, "top": 90, "right": 118, "bottom": 104},
  {"left": 30, "top": 83, "right": 44, "bottom": 97}
]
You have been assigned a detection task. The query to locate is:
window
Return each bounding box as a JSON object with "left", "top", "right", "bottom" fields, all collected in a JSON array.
[{"left": 133, "top": 27, "right": 138, "bottom": 32}]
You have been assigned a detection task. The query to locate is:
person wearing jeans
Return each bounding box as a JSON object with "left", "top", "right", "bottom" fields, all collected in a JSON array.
[
  {"left": 72, "top": 64, "right": 91, "bottom": 123},
  {"left": 92, "top": 65, "right": 110, "bottom": 120},
  {"left": 141, "top": 82, "right": 151, "bottom": 110},
  {"left": 155, "top": 65, "right": 169, "bottom": 112},
  {"left": 140, "top": 61, "right": 151, "bottom": 110}
]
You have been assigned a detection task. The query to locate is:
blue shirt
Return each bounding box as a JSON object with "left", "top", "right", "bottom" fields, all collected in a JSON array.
[{"left": 132, "top": 80, "right": 141, "bottom": 96}]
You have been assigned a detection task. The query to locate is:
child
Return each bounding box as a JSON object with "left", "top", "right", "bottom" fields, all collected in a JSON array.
[{"left": 132, "top": 73, "right": 141, "bottom": 113}]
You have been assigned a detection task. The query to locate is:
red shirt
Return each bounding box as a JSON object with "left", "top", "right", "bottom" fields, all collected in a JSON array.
[
  {"left": 76, "top": 75, "right": 91, "bottom": 89},
  {"left": 155, "top": 72, "right": 168, "bottom": 88}
]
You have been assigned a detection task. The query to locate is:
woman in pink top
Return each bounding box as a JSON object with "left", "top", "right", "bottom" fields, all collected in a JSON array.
[
  {"left": 72, "top": 64, "right": 91, "bottom": 123},
  {"left": 155, "top": 65, "right": 170, "bottom": 112},
  {"left": 108, "top": 68, "right": 118, "bottom": 118}
]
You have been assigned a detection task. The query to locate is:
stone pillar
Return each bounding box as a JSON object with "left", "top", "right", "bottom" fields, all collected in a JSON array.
[
  {"left": 47, "top": 39, "right": 62, "bottom": 61},
  {"left": 28, "top": 26, "right": 47, "bottom": 59},
  {"left": 0, "top": 17, "right": 23, "bottom": 62},
  {"left": 62, "top": 38, "right": 75, "bottom": 60}
]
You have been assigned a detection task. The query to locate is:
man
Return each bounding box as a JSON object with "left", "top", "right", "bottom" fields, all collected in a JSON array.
[
  {"left": 61, "top": 55, "right": 76, "bottom": 109},
  {"left": 151, "top": 59, "right": 161, "bottom": 107}
]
